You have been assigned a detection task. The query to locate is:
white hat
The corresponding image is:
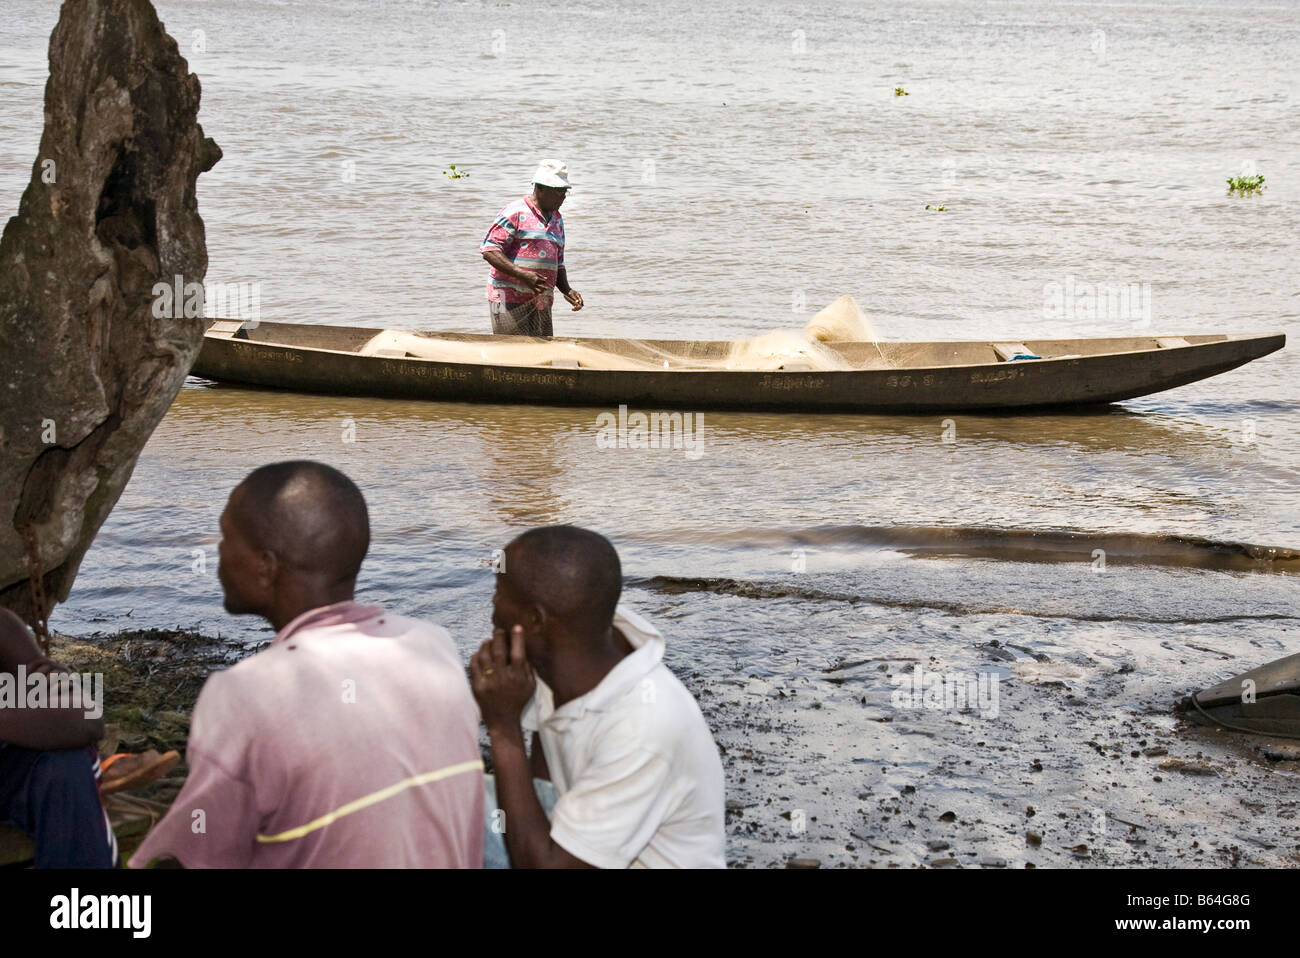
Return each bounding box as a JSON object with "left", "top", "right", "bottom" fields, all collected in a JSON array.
[{"left": 531, "top": 159, "right": 572, "bottom": 189}]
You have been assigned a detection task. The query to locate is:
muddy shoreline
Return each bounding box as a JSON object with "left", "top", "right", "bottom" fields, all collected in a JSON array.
[
  {"left": 55, "top": 623, "right": 1300, "bottom": 869},
  {"left": 49, "top": 629, "right": 228, "bottom": 861}
]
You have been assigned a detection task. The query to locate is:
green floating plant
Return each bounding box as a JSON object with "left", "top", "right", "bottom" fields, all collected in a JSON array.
[
  {"left": 1226, "top": 174, "right": 1265, "bottom": 195},
  {"left": 925, "top": 203, "right": 946, "bottom": 211},
  {"left": 444, "top": 164, "right": 470, "bottom": 180},
  {"left": 894, "top": 87, "right": 909, "bottom": 96}
]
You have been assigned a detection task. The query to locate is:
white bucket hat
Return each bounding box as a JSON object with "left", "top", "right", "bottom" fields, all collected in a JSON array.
[{"left": 531, "top": 159, "right": 572, "bottom": 189}]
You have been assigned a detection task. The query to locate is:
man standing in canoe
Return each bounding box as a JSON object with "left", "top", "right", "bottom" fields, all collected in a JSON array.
[{"left": 479, "top": 159, "right": 583, "bottom": 337}]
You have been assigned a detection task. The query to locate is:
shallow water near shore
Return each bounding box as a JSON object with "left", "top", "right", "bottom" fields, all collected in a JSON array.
[
  {"left": 48, "top": 386, "right": 1300, "bottom": 866},
  {"left": 3, "top": 0, "right": 1299, "bottom": 865},
  {"left": 46, "top": 385, "right": 1300, "bottom": 642}
]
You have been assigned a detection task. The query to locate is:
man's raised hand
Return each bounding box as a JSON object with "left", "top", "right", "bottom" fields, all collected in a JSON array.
[{"left": 470, "top": 625, "right": 536, "bottom": 732}]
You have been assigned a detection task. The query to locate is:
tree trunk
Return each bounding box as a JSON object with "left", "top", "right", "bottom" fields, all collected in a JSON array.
[{"left": 0, "top": 0, "right": 222, "bottom": 633}]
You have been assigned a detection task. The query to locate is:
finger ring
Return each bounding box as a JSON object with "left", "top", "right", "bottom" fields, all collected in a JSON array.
[{"left": 484, "top": 668, "right": 494, "bottom": 675}]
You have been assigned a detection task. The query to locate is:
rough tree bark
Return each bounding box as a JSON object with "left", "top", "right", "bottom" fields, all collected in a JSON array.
[{"left": 0, "top": 0, "right": 222, "bottom": 634}]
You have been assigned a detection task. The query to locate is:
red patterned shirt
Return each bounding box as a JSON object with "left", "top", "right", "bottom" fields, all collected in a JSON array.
[{"left": 480, "top": 195, "right": 565, "bottom": 307}]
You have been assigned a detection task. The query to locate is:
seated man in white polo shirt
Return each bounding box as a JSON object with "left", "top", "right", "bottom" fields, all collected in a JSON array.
[{"left": 471, "top": 525, "right": 725, "bottom": 868}]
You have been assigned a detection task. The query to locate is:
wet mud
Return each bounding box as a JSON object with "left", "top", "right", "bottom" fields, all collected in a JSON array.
[{"left": 54, "top": 610, "right": 1300, "bottom": 869}]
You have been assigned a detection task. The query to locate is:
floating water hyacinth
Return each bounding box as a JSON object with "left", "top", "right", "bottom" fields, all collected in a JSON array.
[
  {"left": 1226, "top": 174, "right": 1265, "bottom": 195},
  {"left": 925, "top": 204, "right": 947, "bottom": 211},
  {"left": 894, "top": 87, "right": 909, "bottom": 96},
  {"left": 443, "top": 164, "right": 470, "bottom": 179}
]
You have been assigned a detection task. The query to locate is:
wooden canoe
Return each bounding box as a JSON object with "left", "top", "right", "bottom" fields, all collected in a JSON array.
[
  {"left": 190, "top": 320, "right": 1285, "bottom": 413},
  {"left": 1186, "top": 651, "right": 1300, "bottom": 740}
]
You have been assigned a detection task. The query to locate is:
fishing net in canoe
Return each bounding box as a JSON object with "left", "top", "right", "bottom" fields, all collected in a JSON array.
[{"left": 356, "top": 295, "right": 892, "bottom": 371}]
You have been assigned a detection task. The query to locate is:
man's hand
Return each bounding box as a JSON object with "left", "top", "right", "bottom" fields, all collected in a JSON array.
[
  {"left": 470, "top": 625, "right": 536, "bottom": 733},
  {"left": 514, "top": 269, "right": 549, "bottom": 296},
  {"left": 480, "top": 249, "right": 550, "bottom": 297},
  {"left": 563, "top": 289, "right": 583, "bottom": 311},
  {"left": 472, "top": 627, "right": 594, "bottom": 869}
]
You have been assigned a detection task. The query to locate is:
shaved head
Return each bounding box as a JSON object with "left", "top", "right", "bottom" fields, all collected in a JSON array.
[
  {"left": 503, "top": 526, "right": 621, "bottom": 634},
  {"left": 220, "top": 454, "right": 369, "bottom": 613},
  {"left": 229, "top": 460, "right": 369, "bottom": 580},
  {"left": 217, "top": 461, "right": 371, "bottom": 629}
]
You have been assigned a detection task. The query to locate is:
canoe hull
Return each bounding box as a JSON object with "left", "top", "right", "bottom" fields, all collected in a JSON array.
[
  {"left": 1185, "top": 652, "right": 1300, "bottom": 740},
  {"left": 190, "top": 322, "right": 1285, "bottom": 413}
]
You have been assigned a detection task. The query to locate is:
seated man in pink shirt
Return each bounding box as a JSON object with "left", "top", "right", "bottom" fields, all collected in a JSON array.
[{"left": 130, "top": 461, "right": 484, "bottom": 868}]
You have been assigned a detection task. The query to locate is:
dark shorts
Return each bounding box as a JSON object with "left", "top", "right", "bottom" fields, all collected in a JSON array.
[
  {"left": 490, "top": 300, "right": 553, "bottom": 337},
  {"left": 0, "top": 743, "right": 118, "bottom": 868}
]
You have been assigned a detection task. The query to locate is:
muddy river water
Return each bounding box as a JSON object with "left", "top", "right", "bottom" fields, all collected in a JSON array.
[{"left": 2, "top": 0, "right": 1298, "bottom": 865}]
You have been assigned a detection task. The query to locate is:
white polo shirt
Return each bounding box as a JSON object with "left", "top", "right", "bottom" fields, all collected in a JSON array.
[{"left": 521, "top": 606, "right": 726, "bottom": 868}]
